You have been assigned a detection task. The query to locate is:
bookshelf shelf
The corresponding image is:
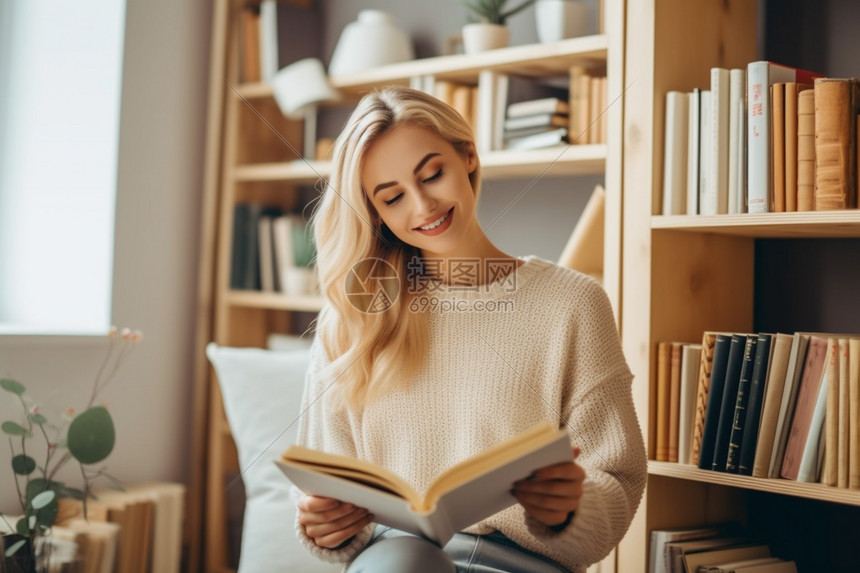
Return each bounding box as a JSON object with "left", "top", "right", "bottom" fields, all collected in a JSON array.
[
  {"left": 225, "top": 290, "right": 325, "bottom": 312},
  {"left": 231, "top": 145, "right": 607, "bottom": 183},
  {"left": 649, "top": 461, "right": 860, "bottom": 507},
  {"left": 234, "top": 35, "right": 609, "bottom": 100},
  {"left": 651, "top": 212, "right": 860, "bottom": 238}
]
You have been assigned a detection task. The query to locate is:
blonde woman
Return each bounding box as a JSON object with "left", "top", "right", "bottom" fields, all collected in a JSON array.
[{"left": 294, "top": 86, "right": 646, "bottom": 573}]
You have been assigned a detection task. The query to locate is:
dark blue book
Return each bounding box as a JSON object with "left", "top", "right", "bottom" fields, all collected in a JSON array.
[
  {"left": 711, "top": 334, "right": 753, "bottom": 472},
  {"left": 698, "top": 334, "right": 733, "bottom": 470},
  {"left": 736, "top": 333, "right": 774, "bottom": 475},
  {"left": 725, "top": 334, "right": 766, "bottom": 472}
]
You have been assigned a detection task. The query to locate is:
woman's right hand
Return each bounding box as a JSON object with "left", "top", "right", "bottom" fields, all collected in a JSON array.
[{"left": 297, "top": 494, "right": 374, "bottom": 549}]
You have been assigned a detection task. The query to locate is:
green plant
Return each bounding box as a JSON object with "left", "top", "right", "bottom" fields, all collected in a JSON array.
[
  {"left": 463, "top": 0, "right": 536, "bottom": 25},
  {"left": 1, "top": 326, "right": 142, "bottom": 568}
]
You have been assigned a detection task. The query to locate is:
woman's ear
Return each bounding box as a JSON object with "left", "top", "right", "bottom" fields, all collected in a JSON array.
[{"left": 461, "top": 142, "right": 478, "bottom": 174}]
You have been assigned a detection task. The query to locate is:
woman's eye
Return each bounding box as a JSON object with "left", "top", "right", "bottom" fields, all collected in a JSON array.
[
  {"left": 384, "top": 193, "right": 403, "bottom": 206},
  {"left": 423, "top": 169, "right": 442, "bottom": 183}
]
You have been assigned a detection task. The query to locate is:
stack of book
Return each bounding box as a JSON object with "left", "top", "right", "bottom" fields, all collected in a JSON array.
[
  {"left": 662, "top": 61, "right": 860, "bottom": 216},
  {"left": 649, "top": 524, "right": 797, "bottom": 573},
  {"left": 502, "top": 97, "right": 570, "bottom": 151},
  {"left": 654, "top": 331, "right": 860, "bottom": 488}
]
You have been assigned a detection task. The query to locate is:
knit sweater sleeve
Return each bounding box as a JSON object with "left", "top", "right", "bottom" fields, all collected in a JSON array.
[
  {"left": 292, "top": 337, "right": 375, "bottom": 563},
  {"left": 520, "top": 276, "right": 647, "bottom": 569}
]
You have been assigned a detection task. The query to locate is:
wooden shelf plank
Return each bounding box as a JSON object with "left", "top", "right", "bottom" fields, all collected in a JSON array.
[
  {"left": 649, "top": 461, "right": 860, "bottom": 507},
  {"left": 652, "top": 211, "right": 860, "bottom": 238},
  {"left": 231, "top": 145, "right": 606, "bottom": 183},
  {"left": 225, "top": 290, "right": 324, "bottom": 312},
  {"left": 234, "top": 36, "right": 608, "bottom": 99}
]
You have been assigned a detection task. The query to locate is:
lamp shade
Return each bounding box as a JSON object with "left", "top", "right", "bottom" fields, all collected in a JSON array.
[
  {"left": 271, "top": 58, "right": 339, "bottom": 119},
  {"left": 328, "top": 10, "right": 414, "bottom": 77}
]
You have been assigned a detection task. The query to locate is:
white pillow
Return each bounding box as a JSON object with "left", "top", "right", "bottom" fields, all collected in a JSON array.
[{"left": 205, "top": 343, "right": 340, "bottom": 573}]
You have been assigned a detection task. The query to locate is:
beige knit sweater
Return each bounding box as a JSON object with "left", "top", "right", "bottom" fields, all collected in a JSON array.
[{"left": 294, "top": 256, "right": 646, "bottom": 572}]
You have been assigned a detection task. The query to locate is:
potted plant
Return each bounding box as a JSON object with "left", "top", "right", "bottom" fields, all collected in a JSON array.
[
  {"left": 462, "top": 0, "right": 536, "bottom": 54},
  {"left": 1, "top": 327, "right": 142, "bottom": 573}
]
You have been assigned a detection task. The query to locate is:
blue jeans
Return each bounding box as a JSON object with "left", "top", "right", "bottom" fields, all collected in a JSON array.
[{"left": 346, "top": 526, "right": 570, "bottom": 573}]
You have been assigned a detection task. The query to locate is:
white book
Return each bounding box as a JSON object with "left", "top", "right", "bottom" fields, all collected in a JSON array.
[
  {"left": 678, "top": 344, "right": 702, "bottom": 465},
  {"left": 476, "top": 70, "right": 498, "bottom": 153},
  {"left": 258, "top": 216, "right": 276, "bottom": 292},
  {"left": 259, "top": 0, "right": 279, "bottom": 82},
  {"left": 686, "top": 89, "right": 701, "bottom": 215},
  {"left": 698, "top": 90, "right": 713, "bottom": 214},
  {"left": 707, "top": 67, "right": 730, "bottom": 214},
  {"left": 796, "top": 366, "right": 828, "bottom": 482},
  {"left": 272, "top": 215, "right": 295, "bottom": 292},
  {"left": 507, "top": 97, "right": 569, "bottom": 117},
  {"left": 728, "top": 68, "right": 746, "bottom": 214},
  {"left": 493, "top": 73, "right": 509, "bottom": 151},
  {"left": 662, "top": 91, "right": 689, "bottom": 215},
  {"left": 505, "top": 127, "right": 568, "bottom": 151}
]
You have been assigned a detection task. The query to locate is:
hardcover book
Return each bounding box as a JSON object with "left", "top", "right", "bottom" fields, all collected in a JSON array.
[
  {"left": 679, "top": 344, "right": 703, "bottom": 465},
  {"left": 749, "top": 333, "right": 793, "bottom": 477},
  {"left": 277, "top": 423, "right": 572, "bottom": 546},
  {"left": 780, "top": 335, "right": 829, "bottom": 480},
  {"left": 698, "top": 334, "right": 733, "bottom": 470},
  {"left": 814, "top": 77, "right": 860, "bottom": 210},
  {"left": 768, "top": 333, "right": 812, "bottom": 478},
  {"left": 690, "top": 331, "right": 719, "bottom": 465},
  {"left": 712, "top": 334, "right": 755, "bottom": 472},
  {"left": 796, "top": 89, "right": 817, "bottom": 211},
  {"left": 734, "top": 333, "right": 773, "bottom": 475}
]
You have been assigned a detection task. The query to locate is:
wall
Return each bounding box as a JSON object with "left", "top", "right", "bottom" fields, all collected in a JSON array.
[{"left": 0, "top": 0, "right": 210, "bottom": 514}]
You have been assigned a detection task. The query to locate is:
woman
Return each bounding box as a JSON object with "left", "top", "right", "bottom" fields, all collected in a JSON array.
[{"left": 294, "top": 86, "right": 646, "bottom": 573}]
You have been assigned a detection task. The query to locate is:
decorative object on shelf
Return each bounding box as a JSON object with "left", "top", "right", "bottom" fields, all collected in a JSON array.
[
  {"left": 534, "top": 0, "right": 588, "bottom": 43},
  {"left": 328, "top": 10, "right": 414, "bottom": 77},
  {"left": 271, "top": 58, "right": 339, "bottom": 160},
  {"left": 462, "top": 0, "right": 536, "bottom": 54},
  {"left": 1, "top": 327, "right": 142, "bottom": 573}
]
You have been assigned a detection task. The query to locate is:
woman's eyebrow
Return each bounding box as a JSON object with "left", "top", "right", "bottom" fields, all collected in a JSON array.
[{"left": 372, "top": 152, "right": 441, "bottom": 196}]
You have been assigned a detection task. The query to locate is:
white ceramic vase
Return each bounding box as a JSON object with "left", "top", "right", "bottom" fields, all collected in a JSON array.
[
  {"left": 462, "top": 23, "right": 510, "bottom": 54},
  {"left": 535, "top": 0, "right": 588, "bottom": 43},
  {"left": 328, "top": 10, "right": 414, "bottom": 77}
]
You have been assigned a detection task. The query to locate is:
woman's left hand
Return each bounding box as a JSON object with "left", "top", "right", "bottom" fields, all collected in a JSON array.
[{"left": 512, "top": 447, "right": 585, "bottom": 528}]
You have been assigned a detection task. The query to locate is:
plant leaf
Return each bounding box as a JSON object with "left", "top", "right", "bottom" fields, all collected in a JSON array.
[
  {"left": 1, "top": 421, "right": 29, "bottom": 437},
  {"left": 67, "top": 406, "right": 115, "bottom": 464},
  {"left": 15, "top": 516, "right": 29, "bottom": 536},
  {"left": 56, "top": 485, "right": 86, "bottom": 501},
  {"left": 5, "top": 538, "right": 27, "bottom": 557},
  {"left": 0, "top": 379, "right": 25, "bottom": 395},
  {"left": 11, "top": 454, "right": 37, "bottom": 475},
  {"left": 27, "top": 412, "right": 47, "bottom": 426},
  {"left": 31, "top": 490, "right": 56, "bottom": 510}
]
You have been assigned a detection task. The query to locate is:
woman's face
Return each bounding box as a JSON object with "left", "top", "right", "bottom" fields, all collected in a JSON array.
[{"left": 361, "top": 123, "right": 479, "bottom": 260}]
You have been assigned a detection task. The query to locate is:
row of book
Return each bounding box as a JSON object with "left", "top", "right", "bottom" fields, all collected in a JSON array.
[
  {"left": 411, "top": 67, "right": 607, "bottom": 154},
  {"left": 654, "top": 331, "right": 860, "bottom": 488},
  {"left": 230, "top": 203, "right": 316, "bottom": 294},
  {"left": 661, "top": 61, "right": 860, "bottom": 216},
  {"left": 2, "top": 483, "right": 184, "bottom": 573},
  {"left": 650, "top": 523, "right": 797, "bottom": 573}
]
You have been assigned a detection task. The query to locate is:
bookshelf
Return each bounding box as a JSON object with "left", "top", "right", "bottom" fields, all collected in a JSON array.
[
  {"left": 617, "top": 1, "right": 860, "bottom": 571},
  {"left": 190, "top": 0, "right": 627, "bottom": 572}
]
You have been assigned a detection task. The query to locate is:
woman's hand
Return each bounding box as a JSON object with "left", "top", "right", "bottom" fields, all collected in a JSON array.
[
  {"left": 512, "top": 447, "right": 585, "bottom": 528},
  {"left": 297, "top": 495, "right": 374, "bottom": 549}
]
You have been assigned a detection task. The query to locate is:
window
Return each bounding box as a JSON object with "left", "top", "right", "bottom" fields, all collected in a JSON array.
[{"left": 0, "top": 1, "right": 127, "bottom": 334}]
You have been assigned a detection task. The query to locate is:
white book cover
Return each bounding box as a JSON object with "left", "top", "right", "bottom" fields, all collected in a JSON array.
[
  {"left": 708, "top": 67, "right": 730, "bottom": 214},
  {"left": 476, "top": 70, "right": 497, "bottom": 153},
  {"left": 678, "top": 344, "right": 702, "bottom": 465},
  {"left": 662, "top": 91, "right": 689, "bottom": 215},
  {"left": 259, "top": 0, "right": 279, "bottom": 83},
  {"left": 686, "top": 89, "right": 701, "bottom": 215},
  {"left": 272, "top": 215, "right": 295, "bottom": 293},
  {"left": 493, "top": 73, "right": 510, "bottom": 151},
  {"left": 698, "top": 90, "right": 713, "bottom": 214},
  {"left": 728, "top": 68, "right": 746, "bottom": 214}
]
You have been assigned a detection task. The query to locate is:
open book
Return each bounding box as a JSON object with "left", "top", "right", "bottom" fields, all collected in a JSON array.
[{"left": 277, "top": 423, "right": 572, "bottom": 546}]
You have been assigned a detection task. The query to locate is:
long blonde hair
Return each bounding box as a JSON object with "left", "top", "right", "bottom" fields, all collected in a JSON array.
[{"left": 311, "top": 86, "right": 481, "bottom": 411}]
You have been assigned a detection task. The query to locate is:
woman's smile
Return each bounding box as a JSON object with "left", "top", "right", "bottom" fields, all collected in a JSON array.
[{"left": 414, "top": 207, "right": 454, "bottom": 235}]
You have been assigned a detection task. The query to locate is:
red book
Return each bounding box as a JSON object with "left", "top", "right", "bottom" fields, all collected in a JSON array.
[
  {"left": 780, "top": 335, "right": 829, "bottom": 480},
  {"left": 746, "top": 61, "right": 824, "bottom": 213}
]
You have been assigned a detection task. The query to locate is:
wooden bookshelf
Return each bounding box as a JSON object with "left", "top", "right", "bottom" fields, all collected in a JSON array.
[{"left": 652, "top": 212, "right": 860, "bottom": 238}]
